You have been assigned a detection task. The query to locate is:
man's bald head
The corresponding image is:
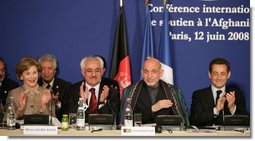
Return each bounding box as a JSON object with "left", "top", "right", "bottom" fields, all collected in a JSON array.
[{"left": 143, "top": 57, "right": 162, "bottom": 70}]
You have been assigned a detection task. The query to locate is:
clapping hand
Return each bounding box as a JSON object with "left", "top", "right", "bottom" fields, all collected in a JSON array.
[
  {"left": 80, "top": 82, "right": 88, "bottom": 102},
  {"left": 226, "top": 91, "right": 236, "bottom": 112},
  {"left": 52, "top": 92, "right": 60, "bottom": 102},
  {"left": 216, "top": 93, "right": 227, "bottom": 112},
  {"left": 40, "top": 90, "right": 51, "bottom": 112},
  {"left": 99, "top": 85, "right": 109, "bottom": 103},
  {"left": 41, "top": 90, "right": 51, "bottom": 105},
  {"left": 18, "top": 90, "right": 28, "bottom": 112}
]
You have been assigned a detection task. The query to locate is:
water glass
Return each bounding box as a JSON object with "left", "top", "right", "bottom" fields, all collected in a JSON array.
[
  {"left": 0, "top": 122, "right": 6, "bottom": 129},
  {"left": 69, "top": 113, "right": 77, "bottom": 129},
  {"left": 134, "top": 113, "right": 142, "bottom": 126}
]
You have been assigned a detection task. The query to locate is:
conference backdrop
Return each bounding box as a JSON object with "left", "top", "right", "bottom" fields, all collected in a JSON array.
[{"left": 0, "top": 0, "right": 250, "bottom": 112}]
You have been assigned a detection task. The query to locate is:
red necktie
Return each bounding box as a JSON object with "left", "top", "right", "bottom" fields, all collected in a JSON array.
[{"left": 89, "top": 88, "right": 98, "bottom": 114}]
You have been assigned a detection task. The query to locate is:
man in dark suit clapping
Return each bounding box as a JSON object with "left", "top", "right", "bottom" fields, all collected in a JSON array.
[
  {"left": 67, "top": 56, "right": 120, "bottom": 124},
  {"left": 38, "top": 54, "right": 71, "bottom": 121},
  {"left": 189, "top": 58, "right": 248, "bottom": 127}
]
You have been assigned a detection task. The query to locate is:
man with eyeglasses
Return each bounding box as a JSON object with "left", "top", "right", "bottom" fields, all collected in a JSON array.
[
  {"left": 0, "top": 57, "right": 19, "bottom": 107},
  {"left": 67, "top": 56, "right": 120, "bottom": 125}
]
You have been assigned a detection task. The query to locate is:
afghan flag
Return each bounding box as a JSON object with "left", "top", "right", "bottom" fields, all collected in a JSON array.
[{"left": 109, "top": 5, "right": 131, "bottom": 98}]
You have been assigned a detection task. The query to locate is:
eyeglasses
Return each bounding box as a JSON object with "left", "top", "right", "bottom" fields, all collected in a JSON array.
[{"left": 84, "top": 68, "right": 101, "bottom": 74}]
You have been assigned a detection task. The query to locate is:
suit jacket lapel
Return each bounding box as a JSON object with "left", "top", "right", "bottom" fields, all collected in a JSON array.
[
  {"left": 98, "top": 79, "right": 107, "bottom": 104},
  {"left": 130, "top": 81, "right": 143, "bottom": 110},
  {"left": 49, "top": 78, "right": 56, "bottom": 94},
  {"left": 206, "top": 87, "right": 215, "bottom": 109}
]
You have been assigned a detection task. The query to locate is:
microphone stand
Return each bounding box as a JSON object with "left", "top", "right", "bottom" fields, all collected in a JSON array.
[
  {"left": 222, "top": 102, "right": 227, "bottom": 128},
  {"left": 50, "top": 90, "right": 54, "bottom": 126},
  {"left": 107, "top": 98, "right": 116, "bottom": 130}
]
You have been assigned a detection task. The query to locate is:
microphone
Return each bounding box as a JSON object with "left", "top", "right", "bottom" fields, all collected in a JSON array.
[{"left": 106, "top": 93, "right": 116, "bottom": 130}]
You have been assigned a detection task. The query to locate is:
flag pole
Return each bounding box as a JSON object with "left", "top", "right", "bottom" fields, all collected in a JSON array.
[{"left": 120, "top": 0, "right": 123, "bottom": 7}]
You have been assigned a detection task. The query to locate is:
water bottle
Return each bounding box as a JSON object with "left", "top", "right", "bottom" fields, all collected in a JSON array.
[
  {"left": 6, "top": 97, "right": 16, "bottom": 130},
  {"left": 124, "top": 98, "right": 133, "bottom": 127},
  {"left": 76, "top": 98, "right": 85, "bottom": 130}
]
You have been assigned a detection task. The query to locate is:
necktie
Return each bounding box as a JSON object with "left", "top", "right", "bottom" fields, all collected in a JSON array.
[
  {"left": 46, "top": 83, "right": 51, "bottom": 89},
  {"left": 216, "top": 90, "right": 223, "bottom": 115},
  {"left": 216, "top": 90, "right": 222, "bottom": 103},
  {"left": 89, "top": 88, "right": 98, "bottom": 114}
]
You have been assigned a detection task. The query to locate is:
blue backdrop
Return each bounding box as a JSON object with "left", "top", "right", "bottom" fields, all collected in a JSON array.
[{"left": 0, "top": 0, "right": 250, "bottom": 113}]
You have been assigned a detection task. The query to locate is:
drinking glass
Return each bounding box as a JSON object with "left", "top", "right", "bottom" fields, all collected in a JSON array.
[
  {"left": 69, "top": 113, "right": 77, "bottom": 129},
  {"left": 0, "top": 112, "right": 6, "bottom": 129},
  {"left": 0, "top": 122, "right": 6, "bottom": 129},
  {"left": 134, "top": 113, "right": 142, "bottom": 126}
]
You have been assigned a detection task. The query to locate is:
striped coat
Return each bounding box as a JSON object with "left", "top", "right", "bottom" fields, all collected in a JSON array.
[{"left": 120, "top": 80, "right": 190, "bottom": 127}]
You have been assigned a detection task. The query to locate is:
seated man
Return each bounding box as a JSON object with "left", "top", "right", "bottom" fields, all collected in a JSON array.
[
  {"left": 189, "top": 58, "right": 248, "bottom": 127},
  {"left": 67, "top": 56, "right": 120, "bottom": 124},
  {"left": 0, "top": 57, "right": 19, "bottom": 107},
  {"left": 38, "top": 54, "right": 71, "bottom": 122},
  {"left": 121, "top": 57, "right": 190, "bottom": 126}
]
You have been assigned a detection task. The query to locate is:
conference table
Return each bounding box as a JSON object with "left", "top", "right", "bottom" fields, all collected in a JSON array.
[{"left": 0, "top": 128, "right": 250, "bottom": 137}]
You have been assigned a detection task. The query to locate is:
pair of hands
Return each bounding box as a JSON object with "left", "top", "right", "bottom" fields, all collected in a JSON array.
[
  {"left": 151, "top": 99, "right": 173, "bottom": 112},
  {"left": 216, "top": 91, "right": 236, "bottom": 112},
  {"left": 79, "top": 82, "right": 109, "bottom": 103},
  {"left": 18, "top": 89, "right": 52, "bottom": 113}
]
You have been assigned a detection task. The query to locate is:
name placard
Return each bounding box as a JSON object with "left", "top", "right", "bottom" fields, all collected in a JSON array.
[
  {"left": 121, "top": 126, "right": 155, "bottom": 136},
  {"left": 23, "top": 126, "right": 58, "bottom": 135}
]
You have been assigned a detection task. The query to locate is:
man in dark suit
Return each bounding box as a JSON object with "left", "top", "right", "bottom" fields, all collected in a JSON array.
[
  {"left": 0, "top": 57, "right": 19, "bottom": 107},
  {"left": 38, "top": 54, "right": 71, "bottom": 121},
  {"left": 189, "top": 58, "right": 248, "bottom": 127},
  {"left": 67, "top": 56, "right": 120, "bottom": 124},
  {"left": 121, "top": 58, "right": 190, "bottom": 126}
]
